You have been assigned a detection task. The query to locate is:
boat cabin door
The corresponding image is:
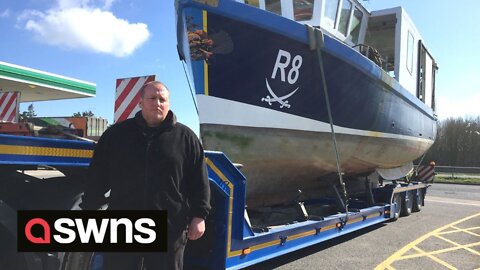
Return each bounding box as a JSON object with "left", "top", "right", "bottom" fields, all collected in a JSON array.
[{"left": 417, "top": 42, "right": 438, "bottom": 111}]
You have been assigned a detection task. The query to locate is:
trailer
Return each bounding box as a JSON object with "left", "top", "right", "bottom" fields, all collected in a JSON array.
[
  {"left": 0, "top": 132, "right": 432, "bottom": 270},
  {"left": 183, "top": 152, "right": 430, "bottom": 270}
]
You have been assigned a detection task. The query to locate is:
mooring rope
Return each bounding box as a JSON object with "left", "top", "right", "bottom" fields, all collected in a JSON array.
[
  {"left": 307, "top": 25, "right": 349, "bottom": 221},
  {"left": 178, "top": 45, "right": 199, "bottom": 116}
]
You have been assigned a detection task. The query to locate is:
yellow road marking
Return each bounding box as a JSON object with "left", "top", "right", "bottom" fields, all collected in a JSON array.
[
  {"left": 411, "top": 246, "right": 457, "bottom": 270},
  {"left": 440, "top": 226, "right": 480, "bottom": 236},
  {"left": 397, "top": 242, "right": 480, "bottom": 260},
  {"left": 434, "top": 234, "right": 480, "bottom": 255},
  {"left": 450, "top": 225, "right": 480, "bottom": 237},
  {"left": 375, "top": 212, "right": 480, "bottom": 270}
]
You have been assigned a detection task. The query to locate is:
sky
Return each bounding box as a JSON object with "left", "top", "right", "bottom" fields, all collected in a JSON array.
[{"left": 0, "top": 0, "right": 478, "bottom": 133}]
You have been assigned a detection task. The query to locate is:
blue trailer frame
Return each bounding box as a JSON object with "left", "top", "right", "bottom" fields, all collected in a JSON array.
[
  {"left": 0, "top": 134, "right": 428, "bottom": 270},
  {"left": 185, "top": 151, "right": 428, "bottom": 270},
  {"left": 0, "top": 133, "right": 94, "bottom": 167}
]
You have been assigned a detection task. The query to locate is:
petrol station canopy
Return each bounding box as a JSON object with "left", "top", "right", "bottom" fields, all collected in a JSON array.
[{"left": 0, "top": 61, "right": 96, "bottom": 102}]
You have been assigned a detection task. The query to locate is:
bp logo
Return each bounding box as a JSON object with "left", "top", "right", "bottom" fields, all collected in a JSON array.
[{"left": 262, "top": 49, "right": 303, "bottom": 109}]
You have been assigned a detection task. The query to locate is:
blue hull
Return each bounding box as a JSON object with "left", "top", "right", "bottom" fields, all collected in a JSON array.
[{"left": 177, "top": 0, "right": 436, "bottom": 139}]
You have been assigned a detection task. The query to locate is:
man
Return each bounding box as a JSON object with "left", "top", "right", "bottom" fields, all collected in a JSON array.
[{"left": 81, "top": 81, "right": 211, "bottom": 270}]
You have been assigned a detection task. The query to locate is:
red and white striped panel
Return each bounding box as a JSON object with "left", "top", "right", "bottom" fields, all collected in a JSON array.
[
  {"left": 0, "top": 91, "right": 20, "bottom": 123},
  {"left": 416, "top": 165, "right": 435, "bottom": 182},
  {"left": 114, "top": 75, "right": 156, "bottom": 123}
]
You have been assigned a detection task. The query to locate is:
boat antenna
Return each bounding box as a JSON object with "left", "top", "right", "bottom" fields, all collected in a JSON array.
[
  {"left": 307, "top": 25, "right": 349, "bottom": 222},
  {"left": 178, "top": 44, "right": 199, "bottom": 115}
]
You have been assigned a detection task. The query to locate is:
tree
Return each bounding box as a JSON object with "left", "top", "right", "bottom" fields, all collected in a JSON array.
[
  {"left": 73, "top": 110, "right": 94, "bottom": 117},
  {"left": 19, "top": 104, "right": 37, "bottom": 121},
  {"left": 423, "top": 116, "right": 480, "bottom": 166}
]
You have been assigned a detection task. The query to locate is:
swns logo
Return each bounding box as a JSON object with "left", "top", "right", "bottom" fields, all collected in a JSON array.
[{"left": 18, "top": 210, "right": 167, "bottom": 252}]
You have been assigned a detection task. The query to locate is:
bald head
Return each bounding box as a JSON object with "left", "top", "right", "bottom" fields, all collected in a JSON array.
[{"left": 140, "top": 81, "right": 170, "bottom": 98}]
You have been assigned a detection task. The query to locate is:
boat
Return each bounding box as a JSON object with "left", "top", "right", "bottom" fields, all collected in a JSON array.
[{"left": 175, "top": 0, "right": 438, "bottom": 207}]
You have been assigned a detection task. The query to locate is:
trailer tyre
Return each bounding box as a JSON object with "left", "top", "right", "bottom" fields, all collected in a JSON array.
[
  {"left": 64, "top": 252, "right": 115, "bottom": 270},
  {"left": 62, "top": 252, "right": 93, "bottom": 270},
  {"left": 412, "top": 189, "right": 424, "bottom": 212},
  {"left": 391, "top": 194, "right": 402, "bottom": 221},
  {"left": 401, "top": 191, "right": 413, "bottom": 216}
]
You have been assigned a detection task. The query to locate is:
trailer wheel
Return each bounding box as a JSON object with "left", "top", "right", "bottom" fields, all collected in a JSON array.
[
  {"left": 62, "top": 252, "right": 94, "bottom": 270},
  {"left": 391, "top": 194, "right": 402, "bottom": 221},
  {"left": 412, "top": 189, "right": 424, "bottom": 212},
  {"left": 401, "top": 191, "right": 413, "bottom": 216}
]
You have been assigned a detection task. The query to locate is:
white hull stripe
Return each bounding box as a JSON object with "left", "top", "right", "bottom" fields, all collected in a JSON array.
[{"left": 197, "top": 95, "right": 432, "bottom": 143}]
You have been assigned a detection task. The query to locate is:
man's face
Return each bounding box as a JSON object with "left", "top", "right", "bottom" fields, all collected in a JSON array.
[{"left": 139, "top": 83, "right": 170, "bottom": 127}]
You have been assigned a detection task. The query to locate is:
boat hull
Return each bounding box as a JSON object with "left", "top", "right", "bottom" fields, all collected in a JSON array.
[{"left": 202, "top": 122, "right": 432, "bottom": 207}]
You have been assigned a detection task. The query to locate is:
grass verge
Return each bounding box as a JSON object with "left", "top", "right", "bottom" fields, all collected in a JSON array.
[{"left": 434, "top": 176, "right": 480, "bottom": 185}]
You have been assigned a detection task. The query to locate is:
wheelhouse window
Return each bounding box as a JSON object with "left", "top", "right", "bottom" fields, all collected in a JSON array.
[
  {"left": 294, "top": 0, "right": 314, "bottom": 21},
  {"left": 338, "top": 0, "right": 352, "bottom": 36},
  {"left": 245, "top": 0, "right": 259, "bottom": 8},
  {"left": 407, "top": 31, "right": 414, "bottom": 74},
  {"left": 266, "top": 0, "right": 282, "bottom": 15},
  {"left": 348, "top": 6, "right": 363, "bottom": 43},
  {"left": 324, "top": 0, "right": 339, "bottom": 28}
]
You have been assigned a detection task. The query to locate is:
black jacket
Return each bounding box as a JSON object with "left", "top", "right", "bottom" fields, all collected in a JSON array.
[{"left": 80, "top": 111, "right": 211, "bottom": 229}]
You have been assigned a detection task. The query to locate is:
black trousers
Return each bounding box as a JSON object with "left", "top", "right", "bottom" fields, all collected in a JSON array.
[{"left": 104, "top": 229, "right": 188, "bottom": 270}]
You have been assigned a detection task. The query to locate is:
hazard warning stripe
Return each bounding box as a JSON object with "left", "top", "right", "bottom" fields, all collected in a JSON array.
[
  {"left": 114, "top": 75, "right": 155, "bottom": 123},
  {"left": 0, "top": 93, "right": 8, "bottom": 107},
  {"left": 0, "top": 93, "right": 16, "bottom": 119},
  {"left": 115, "top": 77, "right": 139, "bottom": 111},
  {"left": 417, "top": 165, "right": 435, "bottom": 181},
  {"left": 0, "top": 92, "right": 19, "bottom": 123},
  {"left": 116, "top": 77, "right": 122, "bottom": 89},
  {"left": 118, "top": 88, "right": 141, "bottom": 122},
  {"left": 418, "top": 166, "right": 432, "bottom": 175},
  {"left": 419, "top": 171, "right": 434, "bottom": 180}
]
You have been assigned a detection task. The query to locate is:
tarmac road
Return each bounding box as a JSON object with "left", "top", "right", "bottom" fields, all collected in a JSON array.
[{"left": 246, "top": 184, "right": 480, "bottom": 270}]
